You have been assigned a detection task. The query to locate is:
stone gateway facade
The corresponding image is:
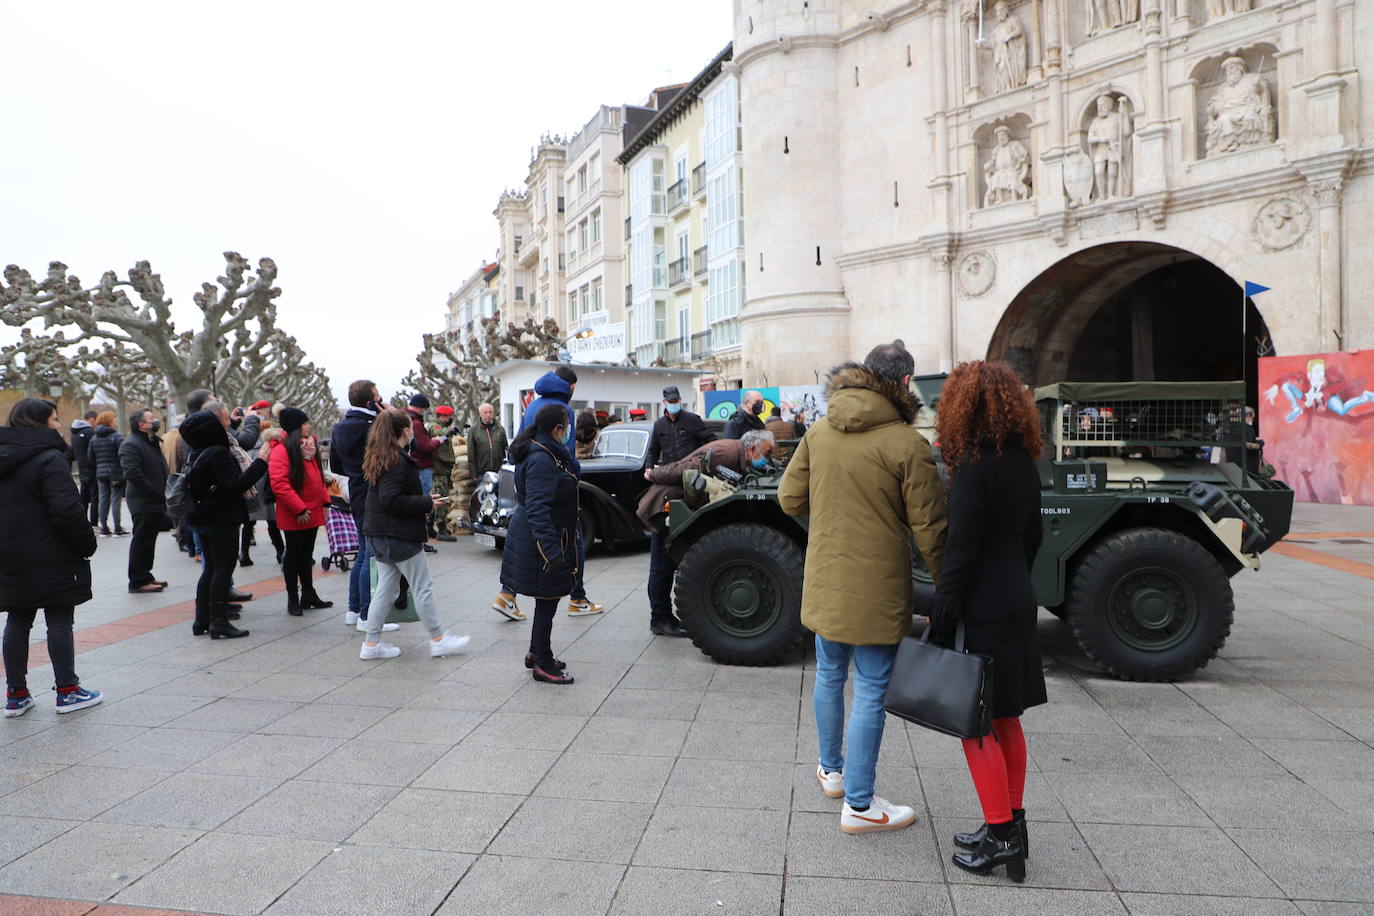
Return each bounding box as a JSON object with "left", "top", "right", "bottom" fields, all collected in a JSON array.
[{"left": 733, "top": 0, "right": 1369, "bottom": 394}]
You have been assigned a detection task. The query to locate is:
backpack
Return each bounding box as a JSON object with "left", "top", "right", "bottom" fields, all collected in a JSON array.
[{"left": 165, "top": 451, "right": 211, "bottom": 519}]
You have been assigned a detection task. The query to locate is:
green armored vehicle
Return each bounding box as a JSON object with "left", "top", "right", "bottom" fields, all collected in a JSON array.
[{"left": 664, "top": 380, "right": 1294, "bottom": 682}]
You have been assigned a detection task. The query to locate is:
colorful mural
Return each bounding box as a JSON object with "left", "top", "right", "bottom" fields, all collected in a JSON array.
[
  {"left": 1258, "top": 350, "right": 1374, "bottom": 505},
  {"left": 704, "top": 386, "right": 828, "bottom": 425}
]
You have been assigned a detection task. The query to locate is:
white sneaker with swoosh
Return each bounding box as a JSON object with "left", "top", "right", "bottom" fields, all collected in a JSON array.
[{"left": 840, "top": 796, "right": 917, "bottom": 835}]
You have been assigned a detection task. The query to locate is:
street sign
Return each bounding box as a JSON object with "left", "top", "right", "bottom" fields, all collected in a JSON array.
[{"left": 568, "top": 321, "right": 627, "bottom": 364}]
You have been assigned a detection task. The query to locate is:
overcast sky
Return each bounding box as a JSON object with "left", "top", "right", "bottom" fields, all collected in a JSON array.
[{"left": 1, "top": 0, "right": 733, "bottom": 404}]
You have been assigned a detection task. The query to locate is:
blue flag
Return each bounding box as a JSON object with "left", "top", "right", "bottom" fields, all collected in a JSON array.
[{"left": 1244, "top": 281, "right": 1271, "bottom": 297}]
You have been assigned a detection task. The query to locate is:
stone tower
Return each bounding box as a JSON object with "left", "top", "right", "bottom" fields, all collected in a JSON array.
[{"left": 733, "top": 0, "right": 851, "bottom": 386}]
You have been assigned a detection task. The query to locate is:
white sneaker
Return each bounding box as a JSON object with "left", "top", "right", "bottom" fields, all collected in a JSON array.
[
  {"left": 817, "top": 765, "right": 844, "bottom": 799},
  {"left": 492, "top": 593, "right": 525, "bottom": 621},
  {"left": 344, "top": 611, "right": 359, "bottom": 626},
  {"left": 840, "top": 796, "right": 917, "bottom": 835},
  {"left": 360, "top": 642, "right": 401, "bottom": 660},
  {"left": 430, "top": 633, "right": 472, "bottom": 658},
  {"left": 357, "top": 620, "right": 400, "bottom": 633},
  {"left": 567, "top": 598, "right": 604, "bottom": 617}
]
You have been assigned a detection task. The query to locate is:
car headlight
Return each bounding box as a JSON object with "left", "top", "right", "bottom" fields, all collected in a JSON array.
[{"left": 480, "top": 493, "right": 498, "bottom": 518}]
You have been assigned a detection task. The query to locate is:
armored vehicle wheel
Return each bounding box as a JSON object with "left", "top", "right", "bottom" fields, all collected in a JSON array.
[
  {"left": 1065, "top": 527, "right": 1233, "bottom": 681},
  {"left": 674, "top": 522, "right": 807, "bottom": 666}
]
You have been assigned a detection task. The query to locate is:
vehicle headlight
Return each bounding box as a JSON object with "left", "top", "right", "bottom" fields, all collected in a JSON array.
[{"left": 480, "top": 494, "right": 498, "bottom": 518}]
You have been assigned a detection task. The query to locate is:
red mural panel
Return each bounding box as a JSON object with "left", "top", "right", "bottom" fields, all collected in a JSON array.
[{"left": 1258, "top": 351, "right": 1374, "bottom": 505}]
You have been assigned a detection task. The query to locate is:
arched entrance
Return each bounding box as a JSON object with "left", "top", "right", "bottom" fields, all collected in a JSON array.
[{"left": 987, "top": 242, "right": 1271, "bottom": 404}]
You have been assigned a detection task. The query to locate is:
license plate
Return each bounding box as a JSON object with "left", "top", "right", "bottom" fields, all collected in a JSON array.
[{"left": 473, "top": 533, "right": 497, "bottom": 547}]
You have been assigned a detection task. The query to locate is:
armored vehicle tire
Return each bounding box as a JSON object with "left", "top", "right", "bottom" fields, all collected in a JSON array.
[
  {"left": 1065, "top": 527, "right": 1233, "bottom": 681},
  {"left": 674, "top": 522, "right": 808, "bottom": 666}
]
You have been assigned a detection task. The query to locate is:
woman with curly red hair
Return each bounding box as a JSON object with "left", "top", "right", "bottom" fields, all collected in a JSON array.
[{"left": 932, "top": 360, "right": 1045, "bottom": 882}]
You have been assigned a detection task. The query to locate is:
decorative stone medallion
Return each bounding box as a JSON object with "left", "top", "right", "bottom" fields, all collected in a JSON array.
[
  {"left": 1251, "top": 197, "right": 1310, "bottom": 252},
  {"left": 958, "top": 251, "right": 997, "bottom": 297}
]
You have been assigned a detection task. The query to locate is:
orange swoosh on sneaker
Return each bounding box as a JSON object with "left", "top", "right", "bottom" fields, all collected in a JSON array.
[{"left": 850, "top": 812, "right": 890, "bottom": 825}]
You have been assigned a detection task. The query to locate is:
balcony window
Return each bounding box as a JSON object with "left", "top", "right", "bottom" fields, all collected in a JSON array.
[
  {"left": 693, "top": 245, "right": 708, "bottom": 277},
  {"left": 692, "top": 162, "right": 705, "bottom": 196},
  {"left": 515, "top": 285, "right": 525, "bottom": 301},
  {"left": 557, "top": 196, "right": 565, "bottom": 214},
  {"left": 591, "top": 209, "right": 602, "bottom": 243},
  {"left": 667, "top": 179, "right": 687, "bottom": 212}
]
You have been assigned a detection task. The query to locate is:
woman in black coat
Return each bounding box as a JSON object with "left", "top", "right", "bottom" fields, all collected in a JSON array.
[
  {"left": 930, "top": 361, "right": 1046, "bottom": 883},
  {"left": 1, "top": 398, "right": 103, "bottom": 716},
  {"left": 181, "top": 410, "right": 270, "bottom": 639},
  {"left": 501, "top": 404, "right": 580, "bottom": 685},
  {"left": 90, "top": 410, "right": 127, "bottom": 536},
  {"left": 356, "top": 408, "right": 469, "bottom": 660}
]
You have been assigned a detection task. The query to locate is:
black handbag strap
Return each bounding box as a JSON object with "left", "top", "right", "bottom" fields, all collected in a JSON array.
[{"left": 920, "top": 619, "right": 967, "bottom": 653}]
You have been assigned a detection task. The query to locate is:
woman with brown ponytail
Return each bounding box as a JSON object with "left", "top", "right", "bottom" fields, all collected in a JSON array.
[{"left": 930, "top": 360, "right": 1046, "bottom": 883}]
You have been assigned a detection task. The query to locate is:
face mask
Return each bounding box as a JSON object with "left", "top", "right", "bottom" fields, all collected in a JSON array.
[
  {"left": 561, "top": 427, "right": 572, "bottom": 445},
  {"left": 150, "top": 420, "right": 161, "bottom": 433},
  {"left": 751, "top": 401, "right": 764, "bottom": 416},
  {"left": 666, "top": 402, "right": 682, "bottom": 415},
  {"left": 751, "top": 456, "right": 771, "bottom": 471}
]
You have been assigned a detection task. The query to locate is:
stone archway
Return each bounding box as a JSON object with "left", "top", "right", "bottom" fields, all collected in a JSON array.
[{"left": 987, "top": 241, "right": 1272, "bottom": 403}]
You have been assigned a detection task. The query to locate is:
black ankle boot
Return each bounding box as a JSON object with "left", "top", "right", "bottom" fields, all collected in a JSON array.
[
  {"left": 955, "top": 809, "right": 1029, "bottom": 859},
  {"left": 393, "top": 589, "right": 409, "bottom": 611},
  {"left": 286, "top": 587, "right": 302, "bottom": 616},
  {"left": 208, "top": 605, "right": 249, "bottom": 639},
  {"left": 239, "top": 552, "right": 254, "bottom": 567},
  {"left": 951, "top": 821, "right": 1026, "bottom": 882},
  {"left": 300, "top": 590, "right": 334, "bottom": 610}
]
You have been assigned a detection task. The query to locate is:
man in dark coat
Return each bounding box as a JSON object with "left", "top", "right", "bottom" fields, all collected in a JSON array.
[
  {"left": 644, "top": 385, "right": 715, "bottom": 470},
  {"left": 722, "top": 390, "right": 767, "bottom": 439},
  {"left": 119, "top": 408, "right": 170, "bottom": 593},
  {"left": 635, "top": 430, "right": 774, "bottom": 636},
  {"left": 71, "top": 411, "right": 99, "bottom": 527},
  {"left": 469, "top": 402, "right": 509, "bottom": 478},
  {"left": 331, "top": 379, "right": 382, "bottom": 627},
  {"left": 0, "top": 402, "right": 99, "bottom": 714}
]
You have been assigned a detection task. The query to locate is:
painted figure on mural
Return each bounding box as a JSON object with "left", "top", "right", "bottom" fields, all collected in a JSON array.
[
  {"left": 991, "top": 1, "right": 1028, "bottom": 91},
  {"left": 1205, "top": 57, "right": 1275, "bottom": 156},
  {"left": 1088, "top": 94, "right": 1133, "bottom": 200},
  {"left": 983, "top": 127, "right": 1032, "bottom": 206},
  {"left": 1086, "top": 0, "right": 1121, "bottom": 35},
  {"left": 1266, "top": 359, "right": 1374, "bottom": 424}
]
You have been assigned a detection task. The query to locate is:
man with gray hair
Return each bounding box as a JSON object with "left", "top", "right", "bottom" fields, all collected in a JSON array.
[
  {"left": 638, "top": 429, "right": 776, "bottom": 636},
  {"left": 779, "top": 341, "right": 948, "bottom": 836}
]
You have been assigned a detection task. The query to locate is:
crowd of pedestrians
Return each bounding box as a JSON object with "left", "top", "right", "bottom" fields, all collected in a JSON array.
[{"left": 1, "top": 343, "right": 1049, "bottom": 882}]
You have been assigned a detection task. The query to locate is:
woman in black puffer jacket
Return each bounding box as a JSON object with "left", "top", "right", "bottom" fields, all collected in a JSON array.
[
  {"left": 1, "top": 399, "right": 103, "bottom": 717},
  {"left": 181, "top": 410, "right": 270, "bottom": 640},
  {"left": 501, "top": 404, "right": 580, "bottom": 685},
  {"left": 90, "top": 410, "right": 126, "bottom": 536}
]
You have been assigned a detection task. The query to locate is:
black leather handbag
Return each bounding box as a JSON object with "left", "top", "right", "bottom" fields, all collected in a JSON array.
[{"left": 883, "top": 622, "right": 993, "bottom": 740}]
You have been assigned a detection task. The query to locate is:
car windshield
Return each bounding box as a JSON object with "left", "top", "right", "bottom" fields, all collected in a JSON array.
[{"left": 592, "top": 429, "right": 649, "bottom": 460}]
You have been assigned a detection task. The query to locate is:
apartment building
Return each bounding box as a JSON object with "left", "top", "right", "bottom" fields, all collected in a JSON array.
[
  {"left": 618, "top": 45, "right": 743, "bottom": 390},
  {"left": 445, "top": 261, "right": 500, "bottom": 339},
  {"left": 560, "top": 108, "right": 624, "bottom": 335},
  {"left": 492, "top": 136, "right": 568, "bottom": 327}
]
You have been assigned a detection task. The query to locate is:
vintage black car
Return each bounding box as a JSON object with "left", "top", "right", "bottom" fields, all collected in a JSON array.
[{"left": 468, "top": 419, "right": 726, "bottom": 551}]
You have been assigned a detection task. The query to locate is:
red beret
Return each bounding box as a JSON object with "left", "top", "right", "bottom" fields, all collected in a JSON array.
[
  {"left": 628, "top": 408, "right": 646, "bottom": 417},
  {"left": 435, "top": 405, "right": 454, "bottom": 416},
  {"left": 250, "top": 400, "right": 271, "bottom": 410}
]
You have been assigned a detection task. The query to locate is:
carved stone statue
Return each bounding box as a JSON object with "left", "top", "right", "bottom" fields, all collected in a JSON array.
[
  {"left": 991, "top": 1, "right": 1028, "bottom": 91},
  {"left": 1209, "top": 0, "right": 1250, "bottom": 17},
  {"left": 1087, "top": 0, "right": 1120, "bottom": 35},
  {"left": 983, "top": 126, "right": 1032, "bottom": 206},
  {"left": 1087, "top": 94, "right": 1133, "bottom": 199},
  {"left": 1117, "top": 0, "right": 1140, "bottom": 23},
  {"left": 1205, "top": 57, "right": 1275, "bottom": 156}
]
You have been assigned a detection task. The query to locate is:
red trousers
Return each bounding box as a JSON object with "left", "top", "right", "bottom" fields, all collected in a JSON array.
[{"left": 960, "top": 716, "right": 1027, "bottom": 825}]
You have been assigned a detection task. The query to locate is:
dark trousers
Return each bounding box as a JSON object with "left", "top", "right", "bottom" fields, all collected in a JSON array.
[
  {"left": 571, "top": 526, "right": 588, "bottom": 601},
  {"left": 648, "top": 530, "right": 675, "bottom": 624},
  {"left": 240, "top": 523, "right": 254, "bottom": 560},
  {"left": 80, "top": 473, "right": 97, "bottom": 526},
  {"left": 528, "top": 597, "right": 560, "bottom": 668},
  {"left": 128, "top": 512, "right": 160, "bottom": 587},
  {"left": 193, "top": 524, "right": 240, "bottom": 626},
  {"left": 97, "top": 478, "right": 124, "bottom": 529},
  {"left": 282, "top": 528, "right": 320, "bottom": 595},
  {"left": 4, "top": 606, "right": 77, "bottom": 692}
]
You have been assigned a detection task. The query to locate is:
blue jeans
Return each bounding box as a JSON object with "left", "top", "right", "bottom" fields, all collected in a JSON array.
[
  {"left": 813, "top": 635, "right": 899, "bottom": 809},
  {"left": 349, "top": 525, "right": 371, "bottom": 617},
  {"left": 419, "top": 467, "right": 433, "bottom": 494}
]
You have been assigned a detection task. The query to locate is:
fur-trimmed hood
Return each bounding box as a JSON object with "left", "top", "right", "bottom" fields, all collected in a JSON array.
[{"left": 823, "top": 363, "right": 923, "bottom": 432}]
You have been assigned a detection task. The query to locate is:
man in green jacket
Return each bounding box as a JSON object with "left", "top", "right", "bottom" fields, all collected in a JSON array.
[
  {"left": 469, "top": 402, "right": 509, "bottom": 479},
  {"left": 779, "top": 342, "right": 948, "bottom": 837}
]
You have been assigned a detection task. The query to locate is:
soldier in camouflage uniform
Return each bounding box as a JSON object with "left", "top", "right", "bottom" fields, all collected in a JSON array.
[{"left": 428, "top": 406, "right": 459, "bottom": 542}]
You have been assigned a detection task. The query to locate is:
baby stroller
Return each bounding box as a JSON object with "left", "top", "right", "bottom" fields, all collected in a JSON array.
[{"left": 321, "top": 493, "right": 359, "bottom": 572}]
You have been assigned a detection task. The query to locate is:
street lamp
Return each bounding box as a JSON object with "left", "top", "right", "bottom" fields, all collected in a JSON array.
[
  {"left": 46, "top": 376, "right": 64, "bottom": 400},
  {"left": 557, "top": 326, "right": 594, "bottom": 363}
]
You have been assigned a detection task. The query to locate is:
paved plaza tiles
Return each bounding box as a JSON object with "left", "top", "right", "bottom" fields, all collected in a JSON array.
[{"left": 2, "top": 504, "right": 1374, "bottom": 915}]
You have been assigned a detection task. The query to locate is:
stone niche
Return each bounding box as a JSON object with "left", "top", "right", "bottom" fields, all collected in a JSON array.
[
  {"left": 964, "top": 0, "right": 1035, "bottom": 97},
  {"left": 1070, "top": 90, "right": 1137, "bottom": 204},
  {"left": 975, "top": 114, "right": 1035, "bottom": 209},
  {"left": 1192, "top": 44, "right": 1279, "bottom": 160},
  {"left": 1070, "top": 0, "right": 1143, "bottom": 46},
  {"left": 1185, "top": 0, "right": 1274, "bottom": 26}
]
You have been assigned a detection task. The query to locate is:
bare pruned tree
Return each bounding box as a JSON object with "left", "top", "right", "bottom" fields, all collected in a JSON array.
[
  {"left": 1, "top": 252, "right": 282, "bottom": 408},
  {"left": 406, "top": 313, "right": 561, "bottom": 423},
  {"left": 0, "top": 329, "right": 102, "bottom": 402}
]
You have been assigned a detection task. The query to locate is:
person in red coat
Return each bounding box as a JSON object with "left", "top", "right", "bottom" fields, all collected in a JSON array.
[{"left": 268, "top": 407, "right": 332, "bottom": 616}]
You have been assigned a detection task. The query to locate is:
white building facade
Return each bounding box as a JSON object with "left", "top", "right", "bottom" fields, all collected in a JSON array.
[{"left": 734, "top": 0, "right": 1370, "bottom": 396}]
